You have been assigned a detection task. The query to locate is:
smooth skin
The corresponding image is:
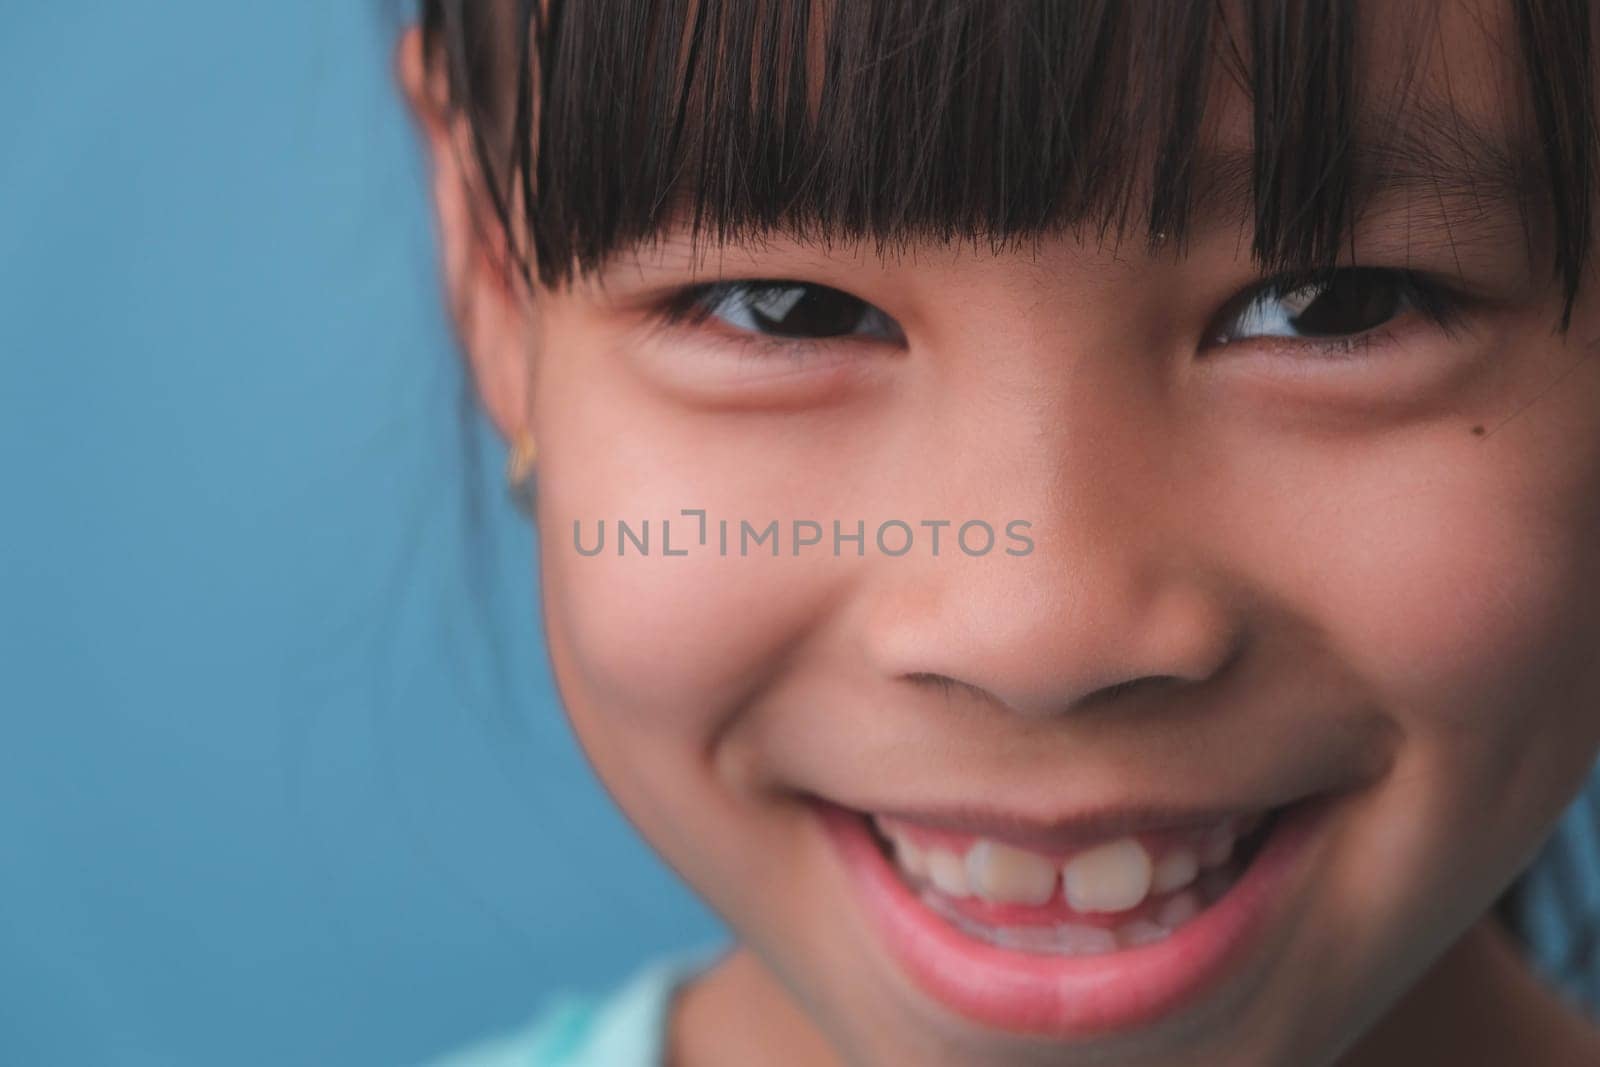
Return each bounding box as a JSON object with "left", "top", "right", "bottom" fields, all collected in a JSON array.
[{"left": 400, "top": 3, "right": 1600, "bottom": 1063}]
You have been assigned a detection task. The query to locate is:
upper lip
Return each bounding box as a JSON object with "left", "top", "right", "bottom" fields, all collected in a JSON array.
[{"left": 826, "top": 796, "right": 1303, "bottom": 852}]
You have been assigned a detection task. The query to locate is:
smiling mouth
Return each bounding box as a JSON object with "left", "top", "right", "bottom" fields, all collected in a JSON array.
[
  {"left": 864, "top": 806, "right": 1283, "bottom": 955},
  {"left": 819, "top": 788, "right": 1333, "bottom": 1036}
]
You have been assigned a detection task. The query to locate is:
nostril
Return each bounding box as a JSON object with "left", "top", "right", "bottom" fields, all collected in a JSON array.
[
  {"left": 1088, "top": 675, "right": 1182, "bottom": 705},
  {"left": 902, "top": 669, "right": 1193, "bottom": 719},
  {"left": 903, "top": 672, "right": 1006, "bottom": 708}
]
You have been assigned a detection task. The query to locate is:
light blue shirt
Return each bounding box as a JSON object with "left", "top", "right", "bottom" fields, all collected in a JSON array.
[{"left": 424, "top": 945, "right": 727, "bottom": 1066}]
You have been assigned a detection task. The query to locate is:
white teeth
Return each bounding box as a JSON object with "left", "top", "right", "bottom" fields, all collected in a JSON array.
[
  {"left": 1157, "top": 890, "right": 1200, "bottom": 930},
  {"left": 925, "top": 890, "right": 1122, "bottom": 956},
  {"left": 1062, "top": 837, "right": 1153, "bottom": 913},
  {"left": 891, "top": 833, "right": 928, "bottom": 879},
  {"left": 1115, "top": 919, "right": 1169, "bottom": 948},
  {"left": 1151, "top": 846, "right": 1200, "bottom": 893},
  {"left": 1199, "top": 820, "right": 1237, "bottom": 868},
  {"left": 1052, "top": 923, "right": 1119, "bottom": 955},
  {"left": 990, "top": 924, "right": 1070, "bottom": 952},
  {"left": 965, "top": 840, "right": 1059, "bottom": 906},
  {"left": 926, "top": 849, "right": 971, "bottom": 897},
  {"left": 884, "top": 809, "right": 1262, "bottom": 952}
]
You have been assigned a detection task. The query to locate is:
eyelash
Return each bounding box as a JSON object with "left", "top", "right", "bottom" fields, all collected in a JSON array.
[
  {"left": 1215, "top": 268, "right": 1471, "bottom": 361},
  {"left": 651, "top": 269, "right": 1473, "bottom": 361},
  {"left": 653, "top": 281, "right": 891, "bottom": 362}
]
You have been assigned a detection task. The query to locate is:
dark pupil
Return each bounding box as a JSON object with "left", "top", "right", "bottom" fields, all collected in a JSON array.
[
  {"left": 1288, "top": 269, "right": 1403, "bottom": 336},
  {"left": 746, "top": 284, "right": 866, "bottom": 337}
]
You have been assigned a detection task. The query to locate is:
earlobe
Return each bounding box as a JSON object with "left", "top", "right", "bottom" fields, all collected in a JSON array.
[
  {"left": 395, "top": 26, "right": 536, "bottom": 444},
  {"left": 506, "top": 430, "right": 539, "bottom": 516}
]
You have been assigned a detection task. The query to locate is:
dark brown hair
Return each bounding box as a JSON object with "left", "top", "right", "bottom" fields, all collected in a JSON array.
[{"left": 419, "top": 0, "right": 1596, "bottom": 326}]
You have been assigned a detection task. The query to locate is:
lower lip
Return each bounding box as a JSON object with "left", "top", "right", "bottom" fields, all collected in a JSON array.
[{"left": 818, "top": 797, "right": 1328, "bottom": 1038}]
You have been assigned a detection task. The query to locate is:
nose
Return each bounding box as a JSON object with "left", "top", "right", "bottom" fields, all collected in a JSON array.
[
  {"left": 862, "top": 395, "right": 1246, "bottom": 721},
  {"left": 870, "top": 557, "right": 1243, "bottom": 718}
]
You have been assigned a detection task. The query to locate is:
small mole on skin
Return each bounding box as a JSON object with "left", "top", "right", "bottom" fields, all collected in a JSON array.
[{"left": 1471, "top": 425, "right": 1486, "bottom": 436}]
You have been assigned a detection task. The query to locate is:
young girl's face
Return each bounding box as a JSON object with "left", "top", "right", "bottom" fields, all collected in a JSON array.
[{"left": 413, "top": 1, "right": 1600, "bottom": 1063}]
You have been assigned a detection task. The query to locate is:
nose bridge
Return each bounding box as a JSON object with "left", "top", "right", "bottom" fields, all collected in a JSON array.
[{"left": 863, "top": 354, "right": 1242, "bottom": 719}]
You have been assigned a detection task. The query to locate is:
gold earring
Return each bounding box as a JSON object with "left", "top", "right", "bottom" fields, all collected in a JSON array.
[{"left": 506, "top": 430, "right": 538, "bottom": 515}]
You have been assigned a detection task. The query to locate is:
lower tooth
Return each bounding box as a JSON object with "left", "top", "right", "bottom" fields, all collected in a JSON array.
[
  {"left": 981, "top": 923, "right": 1119, "bottom": 956},
  {"left": 921, "top": 889, "right": 990, "bottom": 936},
  {"left": 1052, "top": 923, "right": 1118, "bottom": 955},
  {"left": 1115, "top": 919, "right": 1169, "bottom": 948},
  {"left": 992, "top": 925, "right": 1070, "bottom": 952},
  {"left": 1157, "top": 890, "right": 1200, "bottom": 930},
  {"left": 921, "top": 889, "right": 1122, "bottom": 956}
]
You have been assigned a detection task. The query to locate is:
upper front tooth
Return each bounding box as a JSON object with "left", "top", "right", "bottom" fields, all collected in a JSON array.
[
  {"left": 926, "top": 848, "right": 971, "bottom": 897},
  {"left": 1062, "top": 837, "right": 1153, "bottom": 913},
  {"left": 965, "top": 839, "right": 1058, "bottom": 906}
]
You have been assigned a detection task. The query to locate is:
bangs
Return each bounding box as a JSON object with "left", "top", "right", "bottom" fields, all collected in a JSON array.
[{"left": 423, "top": 0, "right": 1595, "bottom": 322}]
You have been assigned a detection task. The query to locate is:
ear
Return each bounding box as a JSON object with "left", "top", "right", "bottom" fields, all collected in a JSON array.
[{"left": 396, "top": 26, "right": 534, "bottom": 442}]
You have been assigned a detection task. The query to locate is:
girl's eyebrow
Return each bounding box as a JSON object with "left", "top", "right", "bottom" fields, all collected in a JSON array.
[{"left": 1188, "top": 108, "right": 1544, "bottom": 242}]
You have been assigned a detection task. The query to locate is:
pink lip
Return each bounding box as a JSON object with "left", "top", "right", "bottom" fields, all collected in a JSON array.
[{"left": 817, "top": 794, "right": 1329, "bottom": 1038}]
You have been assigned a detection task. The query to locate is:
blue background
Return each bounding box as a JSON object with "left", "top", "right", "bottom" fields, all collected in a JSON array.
[
  {"left": 5, "top": 4, "right": 1600, "bottom": 1065},
  {"left": 0, "top": 5, "right": 723, "bottom": 1064}
]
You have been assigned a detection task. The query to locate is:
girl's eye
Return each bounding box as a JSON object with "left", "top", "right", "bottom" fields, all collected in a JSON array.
[
  {"left": 1208, "top": 267, "right": 1462, "bottom": 349},
  {"left": 655, "top": 269, "right": 1463, "bottom": 360},
  {"left": 661, "top": 281, "right": 905, "bottom": 343}
]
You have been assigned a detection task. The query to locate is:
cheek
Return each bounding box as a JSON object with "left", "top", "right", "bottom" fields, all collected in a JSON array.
[
  {"left": 530, "top": 347, "right": 854, "bottom": 744},
  {"left": 1266, "top": 423, "right": 1600, "bottom": 890},
  {"left": 1198, "top": 395, "right": 1600, "bottom": 1020},
  {"left": 1338, "top": 346, "right": 1600, "bottom": 770},
  {"left": 541, "top": 527, "right": 839, "bottom": 735},
  {"left": 1327, "top": 486, "right": 1596, "bottom": 742},
  {"left": 1336, "top": 493, "right": 1600, "bottom": 851}
]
